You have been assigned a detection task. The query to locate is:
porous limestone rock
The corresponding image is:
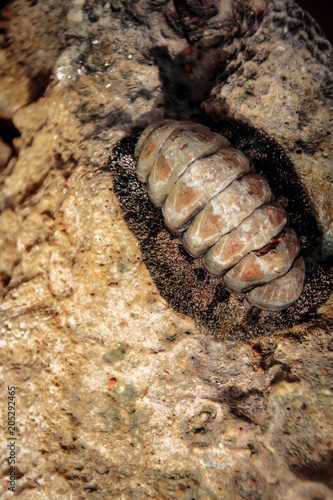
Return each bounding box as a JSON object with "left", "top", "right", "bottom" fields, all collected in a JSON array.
[{"left": 0, "top": 1, "right": 332, "bottom": 499}]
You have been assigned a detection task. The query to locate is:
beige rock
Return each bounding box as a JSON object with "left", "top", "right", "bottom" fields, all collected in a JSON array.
[
  {"left": 0, "top": 137, "right": 12, "bottom": 169},
  {"left": 0, "top": 1, "right": 332, "bottom": 498}
]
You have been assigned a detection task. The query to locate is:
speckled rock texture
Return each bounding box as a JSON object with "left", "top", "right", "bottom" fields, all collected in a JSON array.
[{"left": 0, "top": 0, "right": 332, "bottom": 499}]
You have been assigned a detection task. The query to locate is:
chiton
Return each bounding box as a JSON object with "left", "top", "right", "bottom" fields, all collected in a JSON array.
[
  {"left": 134, "top": 120, "right": 304, "bottom": 311},
  {"left": 109, "top": 120, "right": 332, "bottom": 339}
]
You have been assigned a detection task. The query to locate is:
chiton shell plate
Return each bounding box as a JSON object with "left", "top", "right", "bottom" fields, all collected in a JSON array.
[
  {"left": 246, "top": 256, "right": 306, "bottom": 311},
  {"left": 162, "top": 146, "right": 251, "bottom": 232},
  {"left": 204, "top": 202, "right": 288, "bottom": 275},
  {"left": 135, "top": 120, "right": 305, "bottom": 311}
]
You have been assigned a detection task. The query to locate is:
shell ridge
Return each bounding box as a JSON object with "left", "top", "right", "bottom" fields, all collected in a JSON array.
[
  {"left": 136, "top": 122, "right": 179, "bottom": 182},
  {"left": 223, "top": 227, "right": 300, "bottom": 292},
  {"left": 162, "top": 147, "right": 251, "bottom": 233},
  {"left": 147, "top": 127, "right": 225, "bottom": 207}
]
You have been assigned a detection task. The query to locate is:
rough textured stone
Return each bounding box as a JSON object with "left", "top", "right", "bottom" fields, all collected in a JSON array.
[
  {"left": 0, "top": 0, "right": 332, "bottom": 499},
  {"left": 0, "top": 137, "right": 12, "bottom": 169}
]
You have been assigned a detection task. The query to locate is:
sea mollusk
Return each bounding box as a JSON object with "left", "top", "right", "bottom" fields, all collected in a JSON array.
[{"left": 135, "top": 120, "right": 305, "bottom": 311}]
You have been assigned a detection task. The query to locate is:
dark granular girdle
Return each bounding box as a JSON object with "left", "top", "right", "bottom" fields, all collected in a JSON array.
[{"left": 108, "top": 122, "right": 332, "bottom": 340}]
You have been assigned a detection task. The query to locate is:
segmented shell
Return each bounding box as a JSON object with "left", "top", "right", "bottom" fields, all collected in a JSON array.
[{"left": 134, "top": 121, "right": 305, "bottom": 311}]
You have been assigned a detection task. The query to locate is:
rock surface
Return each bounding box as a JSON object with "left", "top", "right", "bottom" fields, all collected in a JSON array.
[{"left": 0, "top": 1, "right": 332, "bottom": 499}]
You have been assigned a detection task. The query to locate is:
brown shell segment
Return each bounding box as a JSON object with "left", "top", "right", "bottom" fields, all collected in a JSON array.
[
  {"left": 136, "top": 121, "right": 181, "bottom": 182},
  {"left": 204, "top": 202, "right": 288, "bottom": 275},
  {"left": 134, "top": 120, "right": 172, "bottom": 161},
  {"left": 223, "top": 228, "right": 300, "bottom": 292},
  {"left": 147, "top": 125, "right": 229, "bottom": 207},
  {"left": 162, "top": 147, "right": 251, "bottom": 232},
  {"left": 246, "top": 257, "right": 305, "bottom": 310},
  {"left": 182, "top": 174, "right": 272, "bottom": 257}
]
